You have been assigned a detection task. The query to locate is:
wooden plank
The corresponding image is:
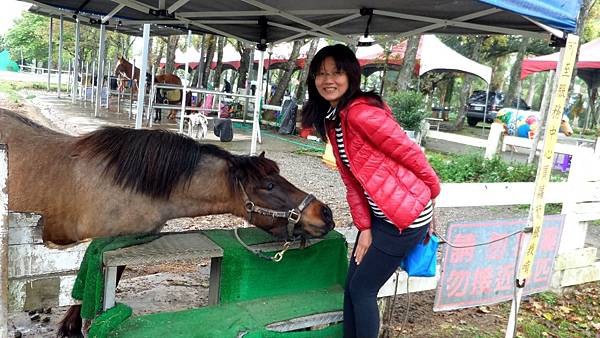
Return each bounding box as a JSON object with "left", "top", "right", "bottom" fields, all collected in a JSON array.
[
  {"left": 427, "top": 130, "right": 487, "bottom": 148},
  {"left": 9, "top": 274, "right": 78, "bottom": 312},
  {"left": 503, "top": 136, "right": 587, "bottom": 155},
  {"left": 9, "top": 243, "right": 87, "bottom": 279},
  {"left": 8, "top": 226, "right": 43, "bottom": 245}
]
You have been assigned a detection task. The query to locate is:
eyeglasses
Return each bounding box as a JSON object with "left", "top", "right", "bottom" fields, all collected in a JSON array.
[{"left": 313, "top": 70, "right": 346, "bottom": 80}]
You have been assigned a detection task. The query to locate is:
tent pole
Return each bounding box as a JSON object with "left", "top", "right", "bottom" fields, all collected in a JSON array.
[
  {"left": 481, "top": 84, "right": 490, "bottom": 137},
  {"left": 47, "top": 17, "right": 53, "bottom": 91},
  {"left": 57, "top": 15, "right": 63, "bottom": 98},
  {"left": 251, "top": 48, "right": 265, "bottom": 155},
  {"left": 136, "top": 24, "right": 151, "bottom": 130},
  {"left": 505, "top": 33, "right": 579, "bottom": 338},
  {"left": 95, "top": 24, "right": 106, "bottom": 117},
  {"left": 179, "top": 30, "right": 192, "bottom": 133},
  {"left": 72, "top": 18, "right": 80, "bottom": 104}
]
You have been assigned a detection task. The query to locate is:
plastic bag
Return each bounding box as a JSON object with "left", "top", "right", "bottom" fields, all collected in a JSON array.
[{"left": 400, "top": 233, "right": 439, "bottom": 277}]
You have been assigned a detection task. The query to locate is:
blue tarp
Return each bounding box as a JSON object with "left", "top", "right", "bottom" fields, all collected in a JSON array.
[{"left": 480, "top": 0, "right": 581, "bottom": 33}]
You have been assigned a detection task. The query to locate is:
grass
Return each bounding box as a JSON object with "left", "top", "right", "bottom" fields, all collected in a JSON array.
[
  {"left": 0, "top": 79, "right": 68, "bottom": 93},
  {"left": 0, "top": 81, "right": 23, "bottom": 103}
]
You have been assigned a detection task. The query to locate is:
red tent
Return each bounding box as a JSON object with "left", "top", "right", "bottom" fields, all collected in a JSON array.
[{"left": 521, "top": 38, "right": 600, "bottom": 89}]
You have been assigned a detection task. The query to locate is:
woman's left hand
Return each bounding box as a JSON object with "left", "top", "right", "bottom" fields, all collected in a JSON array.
[{"left": 354, "top": 229, "right": 372, "bottom": 265}]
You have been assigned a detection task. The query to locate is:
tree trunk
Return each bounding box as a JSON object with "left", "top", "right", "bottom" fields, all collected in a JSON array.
[
  {"left": 380, "top": 42, "right": 392, "bottom": 96},
  {"left": 270, "top": 40, "right": 302, "bottom": 106},
  {"left": 152, "top": 38, "right": 165, "bottom": 75},
  {"left": 202, "top": 36, "right": 217, "bottom": 88},
  {"left": 567, "top": 0, "right": 595, "bottom": 100},
  {"left": 238, "top": 42, "right": 254, "bottom": 90},
  {"left": 295, "top": 38, "right": 318, "bottom": 104},
  {"left": 454, "top": 37, "right": 484, "bottom": 129},
  {"left": 526, "top": 73, "right": 536, "bottom": 107},
  {"left": 213, "top": 37, "right": 225, "bottom": 90},
  {"left": 395, "top": 35, "right": 420, "bottom": 92},
  {"left": 146, "top": 37, "right": 153, "bottom": 73},
  {"left": 504, "top": 37, "right": 530, "bottom": 108},
  {"left": 192, "top": 34, "right": 209, "bottom": 88},
  {"left": 165, "top": 35, "right": 180, "bottom": 74}
]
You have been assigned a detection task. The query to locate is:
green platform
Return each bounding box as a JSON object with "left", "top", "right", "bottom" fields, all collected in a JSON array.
[{"left": 90, "top": 228, "right": 348, "bottom": 337}]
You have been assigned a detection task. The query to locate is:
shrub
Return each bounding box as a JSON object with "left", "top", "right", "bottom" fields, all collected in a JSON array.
[
  {"left": 426, "top": 152, "right": 539, "bottom": 183},
  {"left": 385, "top": 90, "right": 429, "bottom": 133}
]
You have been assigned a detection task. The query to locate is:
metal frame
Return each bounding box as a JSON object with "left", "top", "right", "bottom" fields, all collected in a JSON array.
[
  {"left": 71, "top": 18, "right": 80, "bottom": 103},
  {"left": 135, "top": 23, "right": 151, "bottom": 129},
  {"left": 47, "top": 17, "right": 52, "bottom": 91},
  {"left": 95, "top": 24, "right": 107, "bottom": 117},
  {"left": 25, "top": 1, "right": 563, "bottom": 45}
]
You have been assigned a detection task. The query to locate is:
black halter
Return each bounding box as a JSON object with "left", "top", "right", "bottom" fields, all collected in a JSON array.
[
  {"left": 235, "top": 181, "right": 316, "bottom": 261},
  {"left": 237, "top": 181, "right": 316, "bottom": 239}
]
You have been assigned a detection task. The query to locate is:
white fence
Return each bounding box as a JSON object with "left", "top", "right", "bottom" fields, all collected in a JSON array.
[{"left": 2, "top": 126, "right": 599, "bottom": 315}]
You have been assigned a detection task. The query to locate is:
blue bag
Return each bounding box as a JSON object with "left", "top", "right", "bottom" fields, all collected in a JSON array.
[{"left": 400, "top": 233, "right": 439, "bottom": 277}]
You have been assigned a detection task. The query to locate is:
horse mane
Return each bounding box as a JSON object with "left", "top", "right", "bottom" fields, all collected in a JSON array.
[
  {"left": 3, "top": 109, "right": 46, "bottom": 130},
  {"left": 72, "top": 127, "right": 279, "bottom": 199}
]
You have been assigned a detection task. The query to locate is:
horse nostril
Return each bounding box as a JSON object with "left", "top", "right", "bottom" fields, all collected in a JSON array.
[{"left": 321, "top": 206, "right": 333, "bottom": 223}]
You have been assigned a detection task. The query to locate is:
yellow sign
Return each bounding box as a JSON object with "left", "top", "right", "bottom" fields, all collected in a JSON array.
[{"left": 518, "top": 34, "right": 579, "bottom": 280}]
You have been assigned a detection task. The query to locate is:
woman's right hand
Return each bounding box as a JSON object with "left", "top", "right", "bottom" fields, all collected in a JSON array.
[{"left": 354, "top": 229, "right": 372, "bottom": 265}]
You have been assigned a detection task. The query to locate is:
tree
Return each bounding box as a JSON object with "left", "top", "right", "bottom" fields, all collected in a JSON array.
[
  {"left": 237, "top": 42, "right": 254, "bottom": 90},
  {"left": 504, "top": 37, "right": 530, "bottom": 108},
  {"left": 270, "top": 40, "right": 302, "bottom": 106},
  {"left": 202, "top": 35, "right": 217, "bottom": 88},
  {"left": 165, "top": 35, "right": 180, "bottom": 74},
  {"left": 212, "top": 37, "right": 225, "bottom": 90},
  {"left": 295, "top": 38, "right": 319, "bottom": 104},
  {"left": 3, "top": 13, "right": 52, "bottom": 65},
  {"left": 454, "top": 36, "right": 484, "bottom": 129},
  {"left": 395, "top": 35, "right": 419, "bottom": 91}
]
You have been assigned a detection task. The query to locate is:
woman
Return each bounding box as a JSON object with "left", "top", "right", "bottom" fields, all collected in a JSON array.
[{"left": 302, "top": 44, "right": 441, "bottom": 337}]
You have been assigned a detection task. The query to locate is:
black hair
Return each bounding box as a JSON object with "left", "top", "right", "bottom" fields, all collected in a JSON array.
[{"left": 301, "top": 44, "right": 383, "bottom": 140}]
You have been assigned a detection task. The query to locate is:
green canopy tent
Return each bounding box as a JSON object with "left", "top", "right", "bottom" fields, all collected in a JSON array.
[{"left": 0, "top": 50, "right": 20, "bottom": 72}]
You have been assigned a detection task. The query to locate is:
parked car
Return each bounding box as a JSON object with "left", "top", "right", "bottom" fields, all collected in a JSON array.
[{"left": 465, "top": 90, "right": 530, "bottom": 127}]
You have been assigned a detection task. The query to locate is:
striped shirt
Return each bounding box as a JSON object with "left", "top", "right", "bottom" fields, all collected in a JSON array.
[{"left": 327, "top": 106, "right": 432, "bottom": 228}]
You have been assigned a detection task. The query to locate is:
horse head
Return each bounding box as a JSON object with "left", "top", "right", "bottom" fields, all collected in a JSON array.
[
  {"left": 230, "top": 152, "right": 334, "bottom": 240},
  {"left": 560, "top": 114, "right": 573, "bottom": 136}
]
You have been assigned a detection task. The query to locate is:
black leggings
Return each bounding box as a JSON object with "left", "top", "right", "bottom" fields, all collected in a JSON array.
[{"left": 343, "top": 223, "right": 428, "bottom": 338}]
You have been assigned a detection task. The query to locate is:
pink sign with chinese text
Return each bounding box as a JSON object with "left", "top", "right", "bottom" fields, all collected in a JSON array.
[{"left": 434, "top": 215, "right": 565, "bottom": 311}]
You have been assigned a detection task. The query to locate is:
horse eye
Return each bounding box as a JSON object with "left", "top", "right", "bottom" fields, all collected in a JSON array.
[{"left": 266, "top": 183, "right": 275, "bottom": 191}]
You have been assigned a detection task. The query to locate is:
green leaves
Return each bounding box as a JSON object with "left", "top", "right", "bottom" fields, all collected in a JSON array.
[
  {"left": 427, "top": 152, "right": 537, "bottom": 183},
  {"left": 386, "top": 90, "right": 428, "bottom": 133}
]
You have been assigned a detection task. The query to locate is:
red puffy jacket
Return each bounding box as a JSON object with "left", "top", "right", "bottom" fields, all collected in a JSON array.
[{"left": 327, "top": 96, "right": 441, "bottom": 231}]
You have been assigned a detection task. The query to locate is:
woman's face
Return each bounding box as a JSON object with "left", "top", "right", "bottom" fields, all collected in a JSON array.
[{"left": 315, "top": 56, "right": 349, "bottom": 107}]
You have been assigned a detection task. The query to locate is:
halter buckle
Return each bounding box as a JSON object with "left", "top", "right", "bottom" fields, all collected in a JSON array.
[
  {"left": 245, "top": 201, "right": 255, "bottom": 213},
  {"left": 288, "top": 209, "right": 301, "bottom": 224}
]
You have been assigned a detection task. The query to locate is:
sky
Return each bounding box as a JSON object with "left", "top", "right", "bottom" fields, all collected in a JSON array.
[{"left": 1, "top": 1, "right": 30, "bottom": 35}]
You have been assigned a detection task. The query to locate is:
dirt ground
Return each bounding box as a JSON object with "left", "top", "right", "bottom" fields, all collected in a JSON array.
[{"left": 2, "top": 91, "right": 599, "bottom": 338}]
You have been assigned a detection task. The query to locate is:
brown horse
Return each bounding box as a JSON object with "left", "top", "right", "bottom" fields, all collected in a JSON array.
[
  {"left": 1, "top": 108, "right": 333, "bottom": 244},
  {"left": 1, "top": 109, "right": 334, "bottom": 335},
  {"left": 114, "top": 57, "right": 191, "bottom": 122}
]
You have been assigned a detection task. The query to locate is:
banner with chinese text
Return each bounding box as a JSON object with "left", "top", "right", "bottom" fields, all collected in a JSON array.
[{"left": 434, "top": 215, "right": 565, "bottom": 311}]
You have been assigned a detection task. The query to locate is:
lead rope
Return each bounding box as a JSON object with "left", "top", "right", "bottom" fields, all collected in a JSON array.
[{"left": 233, "top": 227, "right": 293, "bottom": 262}]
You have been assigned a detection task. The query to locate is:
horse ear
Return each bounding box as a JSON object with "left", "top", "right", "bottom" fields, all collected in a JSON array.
[{"left": 258, "top": 151, "right": 265, "bottom": 158}]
